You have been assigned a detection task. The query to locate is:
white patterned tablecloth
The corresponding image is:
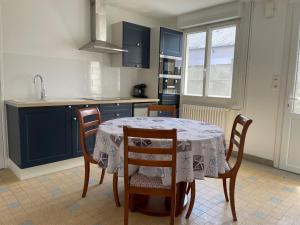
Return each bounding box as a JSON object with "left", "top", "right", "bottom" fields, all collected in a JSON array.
[{"left": 93, "top": 117, "right": 226, "bottom": 185}]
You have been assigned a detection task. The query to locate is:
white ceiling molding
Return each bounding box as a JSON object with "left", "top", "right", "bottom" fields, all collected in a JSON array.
[{"left": 177, "top": 2, "right": 243, "bottom": 29}]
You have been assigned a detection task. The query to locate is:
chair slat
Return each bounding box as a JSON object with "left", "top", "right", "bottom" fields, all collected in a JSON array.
[
  {"left": 233, "top": 130, "right": 241, "bottom": 138},
  {"left": 231, "top": 138, "right": 240, "bottom": 148},
  {"left": 79, "top": 108, "right": 99, "bottom": 117},
  {"left": 84, "top": 120, "right": 100, "bottom": 129},
  {"left": 127, "top": 127, "right": 176, "bottom": 139},
  {"left": 148, "top": 105, "right": 177, "bottom": 118},
  {"left": 85, "top": 128, "right": 98, "bottom": 138},
  {"left": 128, "top": 146, "right": 173, "bottom": 154},
  {"left": 128, "top": 158, "right": 173, "bottom": 167}
]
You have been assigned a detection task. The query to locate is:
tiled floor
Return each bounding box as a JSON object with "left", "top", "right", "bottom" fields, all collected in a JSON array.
[{"left": 0, "top": 160, "right": 300, "bottom": 225}]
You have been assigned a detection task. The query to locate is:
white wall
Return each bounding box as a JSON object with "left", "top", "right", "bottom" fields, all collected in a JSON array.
[{"left": 0, "top": 0, "right": 164, "bottom": 100}]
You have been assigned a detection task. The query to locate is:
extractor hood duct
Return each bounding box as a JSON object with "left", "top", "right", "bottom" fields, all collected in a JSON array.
[{"left": 79, "top": 0, "right": 127, "bottom": 54}]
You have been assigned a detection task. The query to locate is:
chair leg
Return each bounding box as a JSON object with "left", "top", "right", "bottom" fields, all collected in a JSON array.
[
  {"left": 170, "top": 194, "right": 176, "bottom": 225},
  {"left": 82, "top": 161, "right": 90, "bottom": 198},
  {"left": 186, "top": 183, "right": 191, "bottom": 194},
  {"left": 229, "top": 176, "right": 237, "bottom": 221},
  {"left": 129, "top": 194, "right": 135, "bottom": 211},
  {"left": 222, "top": 178, "right": 229, "bottom": 202},
  {"left": 124, "top": 191, "right": 129, "bottom": 225},
  {"left": 99, "top": 168, "right": 106, "bottom": 184},
  {"left": 113, "top": 172, "right": 121, "bottom": 207},
  {"left": 185, "top": 180, "right": 195, "bottom": 219}
]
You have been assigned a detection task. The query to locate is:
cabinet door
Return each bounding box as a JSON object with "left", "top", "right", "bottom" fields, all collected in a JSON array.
[
  {"left": 100, "top": 103, "right": 133, "bottom": 122},
  {"left": 71, "top": 105, "right": 97, "bottom": 157},
  {"left": 123, "top": 45, "right": 143, "bottom": 68},
  {"left": 158, "top": 94, "right": 180, "bottom": 118},
  {"left": 160, "top": 27, "right": 183, "bottom": 57},
  {"left": 123, "top": 22, "right": 150, "bottom": 68},
  {"left": 19, "top": 106, "right": 72, "bottom": 168},
  {"left": 123, "top": 22, "right": 150, "bottom": 48}
]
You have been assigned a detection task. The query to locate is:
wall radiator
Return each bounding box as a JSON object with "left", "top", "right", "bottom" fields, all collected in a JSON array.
[{"left": 181, "top": 104, "right": 229, "bottom": 130}]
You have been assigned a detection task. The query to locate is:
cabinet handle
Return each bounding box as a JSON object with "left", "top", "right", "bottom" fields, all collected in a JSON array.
[
  {"left": 68, "top": 106, "right": 72, "bottom": 109},
  {"left": 73, "top": 117, "right": 77, "bottom": 121},
  {"left": 136, "top": 42, "right": 140, "bottom": 47}
]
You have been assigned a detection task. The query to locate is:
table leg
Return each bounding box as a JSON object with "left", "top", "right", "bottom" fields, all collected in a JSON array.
[{"left": 131, "top": 182, "right": 188, "bottom": 217}]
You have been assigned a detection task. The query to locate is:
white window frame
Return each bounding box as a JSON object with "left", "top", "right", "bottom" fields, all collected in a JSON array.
[{"left": 182, "top": 19, "right": 243, "bottom": 108}]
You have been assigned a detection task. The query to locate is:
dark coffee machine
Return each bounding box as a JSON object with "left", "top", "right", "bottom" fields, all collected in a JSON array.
[{"left": 132, "top": 84, "right": 147, "bottom": 98}]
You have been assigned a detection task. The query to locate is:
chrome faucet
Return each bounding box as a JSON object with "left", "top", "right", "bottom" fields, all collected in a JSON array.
[{"left": 33, "top": 74, "right": 46, "bottom": 100}]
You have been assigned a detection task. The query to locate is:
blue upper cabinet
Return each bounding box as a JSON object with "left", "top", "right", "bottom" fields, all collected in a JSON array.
[
  {"left": 123, "top": 22, "right": 150, "bottom": 68},
  {"left": 160, "top": 27, "right": 183, "bottom": 57},
  {"left": 112, "top": 21, "right": 150, "bottom": 69}
]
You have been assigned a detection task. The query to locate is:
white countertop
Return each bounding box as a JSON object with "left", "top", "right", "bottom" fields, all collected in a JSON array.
[{"left": 5, "top": 98, "right": 159, "bottom": 108}]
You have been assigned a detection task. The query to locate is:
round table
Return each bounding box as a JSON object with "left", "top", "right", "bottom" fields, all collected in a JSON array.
[{"left": 93, "top": 117, "right": 226, "bottom": 216}]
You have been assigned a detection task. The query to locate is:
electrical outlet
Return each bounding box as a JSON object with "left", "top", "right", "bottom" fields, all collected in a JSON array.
[{"left": 272, "top": 75, "right": 280, "bottom": 90}]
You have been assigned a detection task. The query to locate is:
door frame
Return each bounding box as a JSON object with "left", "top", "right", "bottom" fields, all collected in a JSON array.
[
  {"left": 274, "top": 3, "right": 300, "bottom": 169},
  {"left": 0, "top": 3, "right": 5, "bottom": 169}
]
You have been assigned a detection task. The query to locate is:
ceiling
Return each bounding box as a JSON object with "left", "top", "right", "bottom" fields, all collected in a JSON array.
[{"left": 106, "top": 0, "right": 237, "bottom": 20}]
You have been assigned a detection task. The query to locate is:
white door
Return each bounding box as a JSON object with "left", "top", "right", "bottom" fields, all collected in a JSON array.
[
  {"left": 0, "top": 5, "right": 4, "bottom": 169},
  {"left": 280, "top": 5, "right": 300, "bottom": 173},
  {"left": 0, "top": 3, "right": 5, "bottom": 169}
]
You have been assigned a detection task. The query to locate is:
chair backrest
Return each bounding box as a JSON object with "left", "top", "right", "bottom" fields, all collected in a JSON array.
[
  {"left": 147, "top": 104, "right": 176, "bottom": 118},
  {"left": 226, "top": 114, "right": 252, "bottom": 173},
  {"left": 77, "top": 107, "right": 101, "bottom": 158},
  {"left": 123, "top": 126, "right": 177, "bottom": 191}
]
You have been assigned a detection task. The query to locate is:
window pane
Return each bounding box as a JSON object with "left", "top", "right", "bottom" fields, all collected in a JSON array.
[
  {"left": 293, "top": 38, "right": 300, "bottom": 114},
  {"left": 185, "top": 32, "right": 206, "bottom": 96},
  {"left": 207, "top": 26, "right": 236, "bottom": 98}
]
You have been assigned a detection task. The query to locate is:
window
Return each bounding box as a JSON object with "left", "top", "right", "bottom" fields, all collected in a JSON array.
[{"left": 184, "top": 24, "right": 237, "bottom": 99}]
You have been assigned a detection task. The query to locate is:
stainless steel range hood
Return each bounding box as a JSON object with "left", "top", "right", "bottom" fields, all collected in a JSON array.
[{"left": 79, "top": 0, "right": 127, "bottom": 54}]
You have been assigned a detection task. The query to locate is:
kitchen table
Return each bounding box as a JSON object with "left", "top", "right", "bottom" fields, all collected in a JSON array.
[{"left": 93, "top": 117, "right": 226, "bottom": 216}]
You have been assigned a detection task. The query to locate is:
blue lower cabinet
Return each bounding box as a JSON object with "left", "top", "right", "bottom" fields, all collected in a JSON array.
[
  {"left": 6, "top": 103, "right": 134, "bottom": 169},
  {"left": 158, "top": 94, "right": 180, "bottom": 118},
  {"left": 99, "top": 103, "right": 133, "bottom": 121},
  {"left": 7, "top": 105, "right": 73, "bottom": 168}
]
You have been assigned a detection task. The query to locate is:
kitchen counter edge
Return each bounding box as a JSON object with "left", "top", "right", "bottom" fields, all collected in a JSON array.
[{"left": 5, "top": 98, "right": 160, "bottom": 108}]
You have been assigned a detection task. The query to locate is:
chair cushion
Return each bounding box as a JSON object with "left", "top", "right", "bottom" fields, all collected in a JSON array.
[{"left": 130, "top": 173, "right": 169, "bottom": 189}]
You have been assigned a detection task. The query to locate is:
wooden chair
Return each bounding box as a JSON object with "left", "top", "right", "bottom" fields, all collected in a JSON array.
[
  {"left": 77, "top": 107, "right": 120, "bottom": 206},
  {"left": 186, "top": 114, "right": 253, "bottom": 221},
  {"left": 123, "top": 127, "right": 177, "bottom": 225},
  {"left": 147, "top": 104, "right": 177, "bottom": 118}
]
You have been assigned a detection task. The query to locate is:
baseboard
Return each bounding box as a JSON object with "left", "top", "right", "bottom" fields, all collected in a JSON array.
[
  {"left": 8, "top": 157, "right": 84, "bottom": 180},
  {"left": 232, "top": 151, "right": 273, "bottom": 167}
]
